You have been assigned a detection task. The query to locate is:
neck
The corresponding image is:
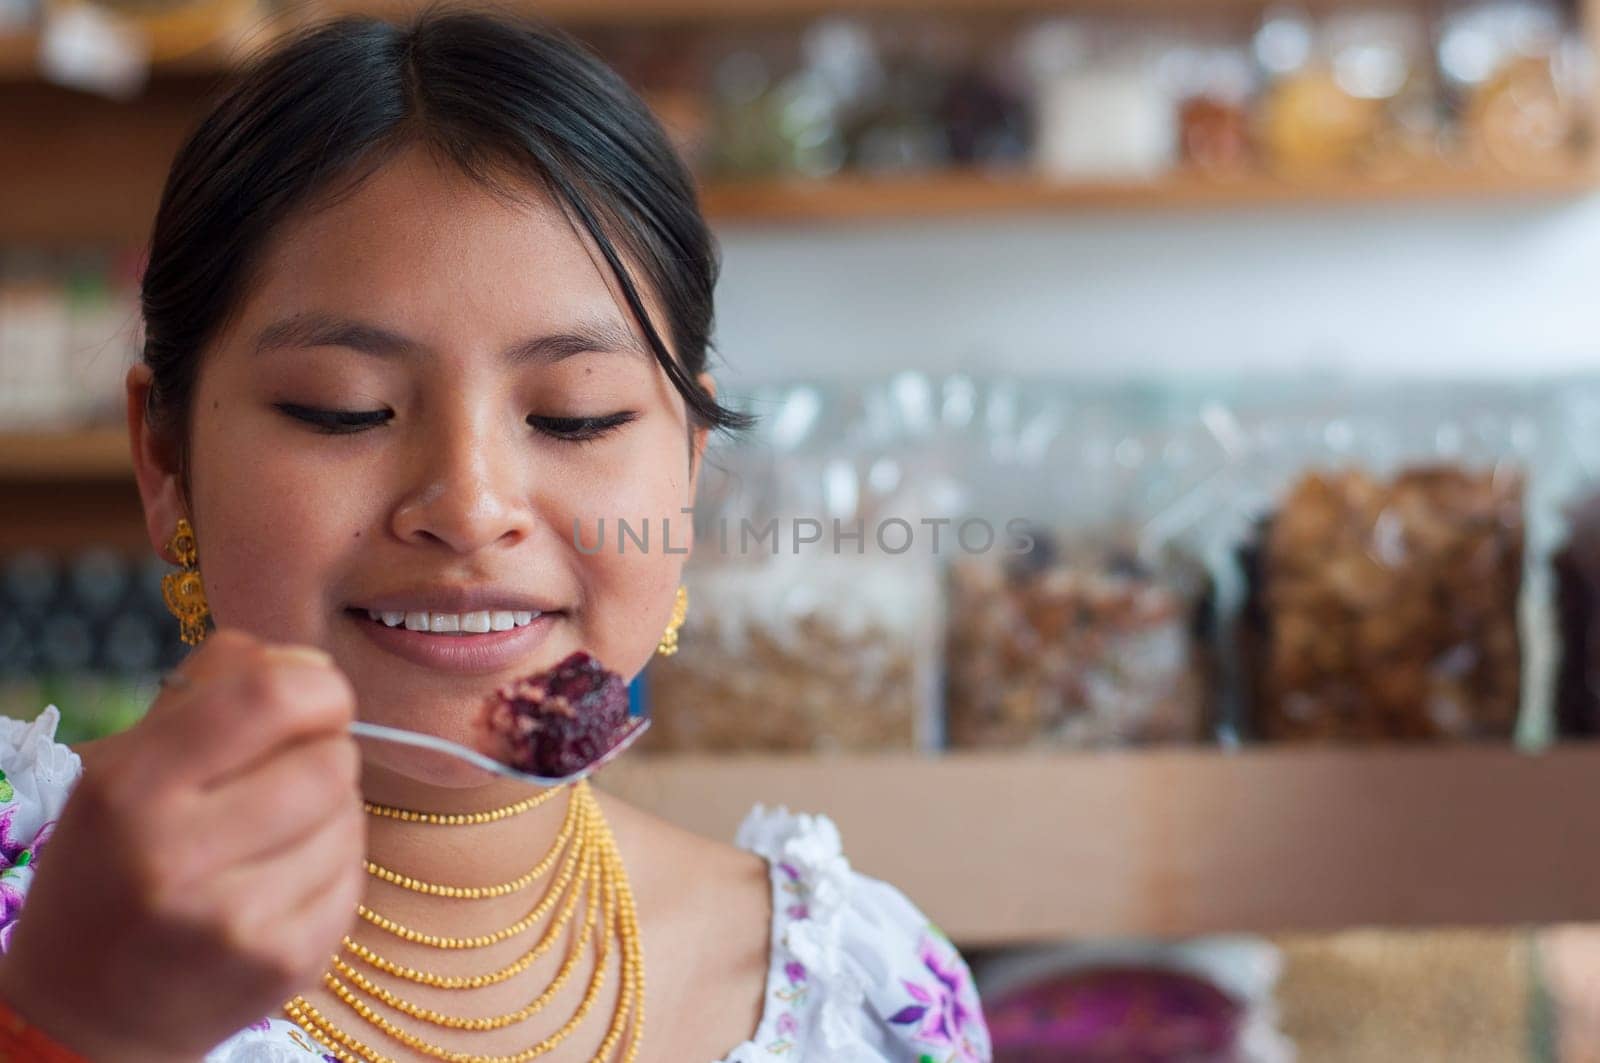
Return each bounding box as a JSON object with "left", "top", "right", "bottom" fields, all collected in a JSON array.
[{"left": 356, "top": 764, "right": 586, "bottom": 936}]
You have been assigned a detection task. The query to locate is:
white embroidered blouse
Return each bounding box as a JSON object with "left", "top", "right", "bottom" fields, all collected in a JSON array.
[{"left": 0, "top": 707, "right": 992, "bottom": 1062}]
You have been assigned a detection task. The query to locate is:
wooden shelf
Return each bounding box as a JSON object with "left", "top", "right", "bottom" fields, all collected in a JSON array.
[
  {"left": 700, "top": 166, "right": 1600, "bottom": 223},
  {"left": 0, "top": 427, "right": 131, "bottom": 480},
  {"left": 597, "top": 744, "right": 1600, "bottom": 946},
  {"left": 3, "top": 165, "right": 1597, "bottom": 246},
  {"left": 0, "top": 17, "right": 289, "bottom": 82},
  {"left": 324, "top": 0, "right": 1453, "bottom": 24},
  {"left": 0, "top": 32, "right": 34, "bottom": 78}
]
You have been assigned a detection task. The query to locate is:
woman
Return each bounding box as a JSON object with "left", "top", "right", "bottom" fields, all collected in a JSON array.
[{"left": 0, "top": 9, "right": 992, "bottom": 1062}]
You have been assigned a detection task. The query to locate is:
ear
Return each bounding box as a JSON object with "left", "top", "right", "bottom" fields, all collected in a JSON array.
[{"left": 126, "top": 363, "right": 189, "bottom": 563}]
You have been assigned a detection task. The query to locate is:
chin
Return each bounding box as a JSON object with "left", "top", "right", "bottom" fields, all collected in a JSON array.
[{"left": 357, "top": 744, "right": 503, "bottom": 790}]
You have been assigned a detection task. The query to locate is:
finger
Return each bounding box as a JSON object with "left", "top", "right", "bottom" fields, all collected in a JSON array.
[
  {"left": 138, "top": 629, "right": 260, "bottom": 725},
  {"left": 171, "top": 734, "right": 362, "bottom": 882},
  {"left": 142, "top": 649, "right": 356, "bottom": 791},
  {"left": 184, "top": 801, "right": 365, "bottom": 963},
  {"left": 279, "top": 827, "right": 368, "bottom": 981}
]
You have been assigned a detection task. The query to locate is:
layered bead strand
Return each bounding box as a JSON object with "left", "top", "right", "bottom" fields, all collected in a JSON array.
[{"left": 281, "top": 780, "right": 644, "bottom": 1062}]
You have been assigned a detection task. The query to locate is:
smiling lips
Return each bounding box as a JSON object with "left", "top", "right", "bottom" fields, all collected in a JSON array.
[{"left": 348, "top": 605, "right": 561, "bottom": 676}]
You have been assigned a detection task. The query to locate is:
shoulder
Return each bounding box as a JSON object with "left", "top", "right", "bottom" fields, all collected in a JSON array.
[{"left": 727, "top": 804, "right": 993, "bottom": 1063}]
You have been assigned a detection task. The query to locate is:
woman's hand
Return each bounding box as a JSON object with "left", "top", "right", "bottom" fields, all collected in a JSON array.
[{"left": 0, "top": 628, "right": 365, "bottom": 1063}]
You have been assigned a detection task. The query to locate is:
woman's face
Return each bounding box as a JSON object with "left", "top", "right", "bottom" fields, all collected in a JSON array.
[{"left": 128, "top": 144, "right": 710, "bottom": 787}]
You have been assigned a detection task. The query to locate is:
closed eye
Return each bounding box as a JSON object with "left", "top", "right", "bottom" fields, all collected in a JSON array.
[
  {"left": 275, "top": 403, "right": 391, "bottom": 434},
  {"left": 529, "top": 412, "right": 637, "bottom": 442}
]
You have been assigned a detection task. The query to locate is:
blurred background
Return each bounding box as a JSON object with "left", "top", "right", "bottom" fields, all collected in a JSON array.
[{"left": 7, "top": 0, "right": 1600, "bottom": 1057}]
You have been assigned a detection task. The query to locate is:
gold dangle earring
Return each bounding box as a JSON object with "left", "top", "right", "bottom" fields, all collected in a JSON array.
[
  {"left": 656, "top": 584, "right": 688, "bottom": 657},
  {"left": 162, "top": 517, "right": 210, "bottom": 646}
]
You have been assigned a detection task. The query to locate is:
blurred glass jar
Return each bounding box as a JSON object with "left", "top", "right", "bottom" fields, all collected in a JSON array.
[
  {"left": 706, "top": 44, "right": 787, "bottom": 178},
  {"left": 1469, "top": 55, "right": 1578, "bottom": 173},
  {"left": 1324, "top": 10, "right": 1439, "bottom": 176},
  {"left": 1168, "top": 43, "right": 1258, "bottom": 176},
  {"left": 1439, "top": 0, "right": 1590, "bottom": 173},
  {"left": 1023, "top": 19, "right": 1178, "bottom": 181},
  {"left": 1255, "top": 7, "right": 1394, "bottom": 175},
  {"left": 706, "top": 19, "right": 869, "bottom": 180},
  {"left": 937, "top": 57, "right": 1031, "bottom": 169},
  {"left": 842, "top": 19, "right": 955, "bottom": 174}
]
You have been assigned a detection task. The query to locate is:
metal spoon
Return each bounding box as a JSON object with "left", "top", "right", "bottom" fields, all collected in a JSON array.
[
  {"left": 157, "top": 668, "right": 649, "bottom": 787},
  {"left": 347, "top": 717, "right": 650, "bottom": 787}
]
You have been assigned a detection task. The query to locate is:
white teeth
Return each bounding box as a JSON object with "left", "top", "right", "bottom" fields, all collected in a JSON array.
[{"left": 374, "top": 608, "right": 543, "bottom": 633}]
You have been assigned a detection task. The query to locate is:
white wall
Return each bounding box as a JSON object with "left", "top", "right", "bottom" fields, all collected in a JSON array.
[{"left": 710, "top": 194, "right": 1600, "bottom": 386}]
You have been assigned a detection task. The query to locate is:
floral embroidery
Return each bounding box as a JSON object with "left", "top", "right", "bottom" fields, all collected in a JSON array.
[
  {"left": 774, "top": 951, "right": 809, "bottom": 1007},
  {"left": 887, "top": 931, "right": 987, "bottom": 1063},
  {"left": 0, "top": 879, "right": 23, "bottom": 955},
  {"left": 0, "top": 803, "right": 56, "bottom": 954},
  {"left": 763, "top": 859, "right": 815, "bottom": 1057}
]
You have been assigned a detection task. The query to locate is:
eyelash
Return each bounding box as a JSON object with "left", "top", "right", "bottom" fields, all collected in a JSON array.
[
  {"left": 529, "top": 412, "right": 638, "bottom": 443},
  {"left": 274, "top": 404, "right": 637, "bottom": 442},
  {"left": 275, "top": 404, "right": 390, "bottom": 434}
]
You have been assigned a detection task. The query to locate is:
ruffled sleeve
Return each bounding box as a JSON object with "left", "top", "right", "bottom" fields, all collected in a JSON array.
[
  {"left": 0, "top": 705, "right": 84, "bottom": 954},
  {"left": 203, "top": 1017, "right": 336, "bottom": 1061},
  {"left": 726, "top": 805, "right": 993, "bottom": 1063}
]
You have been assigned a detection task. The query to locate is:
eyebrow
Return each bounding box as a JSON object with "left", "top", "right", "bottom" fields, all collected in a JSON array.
[{"left": 251, "top": 312, "right": 651, "bottom": 365}]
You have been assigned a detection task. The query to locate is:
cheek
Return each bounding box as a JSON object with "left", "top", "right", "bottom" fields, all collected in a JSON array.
[
  {"left": 187, "top": 425, "right": 368, "bottom": 645},
  {"left": 574, "top": 544, "right": 684, "bottom": 682},
  {"left": 563, "top": 429, "right": 694, "bottom": 681}
]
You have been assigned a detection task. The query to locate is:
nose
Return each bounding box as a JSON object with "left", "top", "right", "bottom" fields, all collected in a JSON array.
[{"left": 391, "top": 407, "right": 534, "bottom": 554}]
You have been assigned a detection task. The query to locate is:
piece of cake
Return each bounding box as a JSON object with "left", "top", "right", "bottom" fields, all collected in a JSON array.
[{"left": 482, "top": 650, "right": 633, "bottom": 776}]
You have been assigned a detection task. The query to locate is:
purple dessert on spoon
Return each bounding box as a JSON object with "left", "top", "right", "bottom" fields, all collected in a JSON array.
[{"left": 482, "top": 650, "right": 634, "bottom": 777}]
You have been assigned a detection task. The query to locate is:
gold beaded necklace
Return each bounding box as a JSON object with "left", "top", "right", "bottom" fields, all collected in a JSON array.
[
  {"left": 362, "top": 788, "right": 561, "bottom": 826},
  {"left": 281, "top": 780, "right": 646, "bottom": 1062}
]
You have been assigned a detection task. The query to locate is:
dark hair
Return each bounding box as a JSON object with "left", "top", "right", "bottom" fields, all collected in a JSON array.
[{"left": 141, "top": 5, "right": 752, "bottom": 492}]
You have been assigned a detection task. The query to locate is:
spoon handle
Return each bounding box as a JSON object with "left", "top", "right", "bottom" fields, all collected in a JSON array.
[
  {"left": 348, "top": 720, "right": 529, "bottom": 779},
  {"left": 347, "top": 717, "right": 649, "bottom": 787}
]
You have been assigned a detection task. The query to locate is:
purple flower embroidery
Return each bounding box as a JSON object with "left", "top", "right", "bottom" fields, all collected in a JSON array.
[
  {"left": 778, "top": 861, "right": 800, "bottom": 881},
  {"left": 888, "top": 935, "right": 985, "bottom": 1061},
  {"left": 784, "top": 961, "right": 807, "bottom": 985},
  {"left": 786, "top": 903, "right": 810, "bottom": 921},
  {"left": 776, "top": 1012, "right": 798, "bottom": 1037},
  {"left": 0, "top": 881, "right": 23, "bottom": 954},
  {"left": 0, "top": 805, "right": 56, "bottom": 956},
  {"left": 0, "top": 807, "right": 31, "bottom": 864}
]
